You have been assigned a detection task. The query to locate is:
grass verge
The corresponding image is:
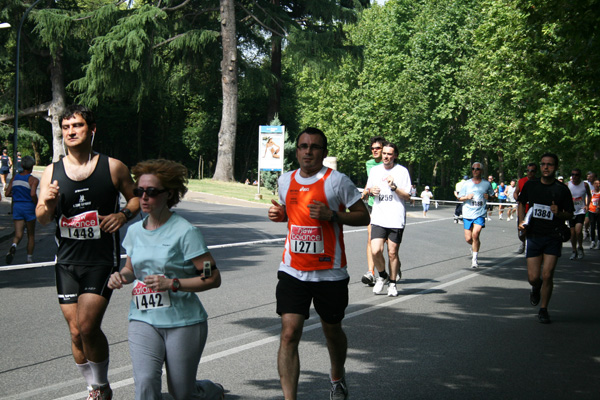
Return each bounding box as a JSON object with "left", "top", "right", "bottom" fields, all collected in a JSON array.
[{"left": 186, "top": 179, "right": 279, "bottom": 205}]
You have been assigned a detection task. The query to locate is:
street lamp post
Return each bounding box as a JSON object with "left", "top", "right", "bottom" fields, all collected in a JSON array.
[{"left": 13, "top": 0, "right": 44, "bottom": 177}]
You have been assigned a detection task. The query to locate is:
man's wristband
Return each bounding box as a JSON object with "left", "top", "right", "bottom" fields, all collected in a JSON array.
[
  {"left": 120, "top": 208, "right": 133, "bottom": 221},
  {"left": 330, "top": 211, "right": 339, "bottom": 223}
]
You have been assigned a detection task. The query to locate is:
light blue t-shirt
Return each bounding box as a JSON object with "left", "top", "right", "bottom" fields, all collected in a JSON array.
[
  {"left": 459, "top": 179, "right": 495, "bottom": 220},
  {"left": 122, "top": 212, "right": 209, "bottom": 328}
]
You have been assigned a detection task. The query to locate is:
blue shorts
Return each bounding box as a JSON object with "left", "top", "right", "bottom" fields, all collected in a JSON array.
[
  {"left": 463, "top": 216, "right": 486, "bottom": 230},
  {"left": 526, "top": 235, "right": 562, "bottom": 258},
  {"left": 423, "top": 204, "right": 430, "bottom": 212},
  {"left": 13, "top": 201, "right": 36, "bottom": 221},
  {"left": 0, "top": 166, "right": 9, "bottom": 175}
]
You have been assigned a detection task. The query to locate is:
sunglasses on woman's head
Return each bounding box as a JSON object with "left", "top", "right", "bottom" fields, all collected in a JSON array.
[{"left": 133, "top": 187, "right": 169, "bottom": 197}]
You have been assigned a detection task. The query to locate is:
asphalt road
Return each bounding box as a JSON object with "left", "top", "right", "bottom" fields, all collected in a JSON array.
[{"left": 1, "top": 201, "right": 599, "bottom": 400}]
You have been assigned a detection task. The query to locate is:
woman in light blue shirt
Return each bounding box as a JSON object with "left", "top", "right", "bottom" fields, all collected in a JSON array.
[{"left": 108, "top": 159, "right": 224, "bottom": 400}]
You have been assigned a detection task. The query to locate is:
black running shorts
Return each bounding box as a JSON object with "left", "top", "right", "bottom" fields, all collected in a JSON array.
[
  {"left": 55, "top": 264, "right": 117, "bottom": 304},
  {"left": 276, "top": 271, "right": 349, "bottom": 324}
]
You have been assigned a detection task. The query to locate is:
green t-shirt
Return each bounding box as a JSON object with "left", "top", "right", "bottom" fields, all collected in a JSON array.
[{"left": 366, "top": 159, "right": 383, "bottom": 207}]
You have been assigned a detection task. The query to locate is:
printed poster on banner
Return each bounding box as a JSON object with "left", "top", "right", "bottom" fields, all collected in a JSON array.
[{"left": 259, "top": 125, "right": 285, "bottom": 172}]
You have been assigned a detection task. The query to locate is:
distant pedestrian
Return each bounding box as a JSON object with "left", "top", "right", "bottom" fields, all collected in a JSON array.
[
  {"left": 453, "top": 176, "right": 468, "bottom": 223},
  {"left": 4, "top": 156, "right": 38, "bottom": 264},
  {"left": 0, "top": 149, "right": 12, "bottom": 188},
  {"left": 16, "top": 152, "right": 23, "bottom": 173},
  {"left": 420, "top": 186, "right": 434, "bottom": 217},
  {"left": 514, "top": 163, "right": 538, "bottom": 253},
  {"left": 497, "top": 181, "right": 507, "bottom": 220},
  {"left": 505, "top": 180, "right": 517, "bottom": 221},
  {"left": 410, "top": 184, "right": 417, "bottom": 207},
  {"left": 567, "top": 168, "right": 591, "bottom": 260},
  {"left": 589, "top": 178, "right": 600, "bottom": 250}
]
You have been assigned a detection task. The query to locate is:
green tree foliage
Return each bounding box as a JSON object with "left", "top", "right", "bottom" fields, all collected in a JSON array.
[{"left": 290, "top": 0, "right": 600, "bottom": 188}]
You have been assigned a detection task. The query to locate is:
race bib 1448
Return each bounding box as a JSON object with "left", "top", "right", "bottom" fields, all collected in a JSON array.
[{"left": 59, "top": 210, "right": 101, "bottom": 240}]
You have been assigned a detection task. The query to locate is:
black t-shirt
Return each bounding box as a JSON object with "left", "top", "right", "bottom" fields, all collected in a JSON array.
[{"left": 519, "top": 179, "right": 574, "bottom": 236}]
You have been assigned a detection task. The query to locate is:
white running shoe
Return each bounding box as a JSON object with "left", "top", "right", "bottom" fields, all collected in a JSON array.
[
  {"left": 577, "top": 247, "right": 584, "bottom": 259},
  {"left": 87, "top": 384, "right": 112, "bottom": 400},
  {"left": 387, "top": 283, "right": 398, "bottom": 297},
  {"left": 373, "top": 277, "right": 389, "bottom": 295},
  {"left": 569, "top": 251, "right": 577, "bottom": 260},
  {"left": 517, "top": 242, "right": 525, "bottom": 254},
  {"left": 590, "top": 241, "right": 597, "bottom": 250},
  {"left": 361, "top": 271, "right": 375, "bottom": 286},
  {"left": 499, "top": 215, "right": 503, "bottom": 220},
  {"left": 471, "top": 260, "right": 478, "bottom": 269},
  {"left": 487, "top": 217, "right": 492, "bottom": 221}
]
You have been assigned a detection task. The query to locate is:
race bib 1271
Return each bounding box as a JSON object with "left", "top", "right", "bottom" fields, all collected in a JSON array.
[{"left": 290, "top": 225, "right": 325, "bottom": 254}]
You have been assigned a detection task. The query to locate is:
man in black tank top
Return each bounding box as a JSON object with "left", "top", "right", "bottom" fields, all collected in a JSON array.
[{"left": 36, "top": 104, "right": 140, "bottom": 399}]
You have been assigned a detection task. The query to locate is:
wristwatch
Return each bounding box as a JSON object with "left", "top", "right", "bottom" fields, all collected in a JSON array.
[
  {"left": 171, "top": 278, "right": 181, "bottom": 292},
  {"left": 330, "top": 211, "right": 339, "bottom": 223},
  {"left": 390, "top": 183, "right": 397, "bottom": 191},
  {"left": 120, "top": 208, "right": 133, "bottom": 221}
]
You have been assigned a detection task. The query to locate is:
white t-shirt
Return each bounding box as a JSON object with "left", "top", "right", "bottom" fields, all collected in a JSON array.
[
  {"left": 420, "top": 190, "right": 433, "bottom": 204},
  {"left": 459, "top": 179, "right": 495, "bottom": 219},
  {"left": 366, "top": 163, "right": 412, "bottom": 228},
  {"left": 568, "top": 181, "right": 588, "bottom": 215}
]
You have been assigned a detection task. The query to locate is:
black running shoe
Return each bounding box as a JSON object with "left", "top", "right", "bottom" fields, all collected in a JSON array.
[
  {"left": 530, "top": 285, "right": 541, "bottom": 306},
  {"left": 538, "top": 308, "right": 551, "bottom": 324},
  {"left": 5, "top": 245, "right": 16, "bottom": 264}
]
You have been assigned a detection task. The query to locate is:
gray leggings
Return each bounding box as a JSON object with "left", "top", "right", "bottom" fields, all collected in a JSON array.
[{"left": 128, "top": 320, "right": 224, "bottom": 400}]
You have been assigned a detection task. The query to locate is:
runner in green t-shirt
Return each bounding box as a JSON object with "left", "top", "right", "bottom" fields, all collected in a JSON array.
[{"left": 361, "top": 136, "right": 385, "bottom": 286}]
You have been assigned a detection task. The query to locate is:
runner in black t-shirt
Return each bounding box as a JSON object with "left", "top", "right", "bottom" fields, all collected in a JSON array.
[{"left": 518, "top": 153, "right": 574, "bottom": 324}]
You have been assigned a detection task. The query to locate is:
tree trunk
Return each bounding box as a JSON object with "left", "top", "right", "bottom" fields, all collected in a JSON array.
[
  {"left": 48, "top": 48, "right": 66, "bottom": 162},
  {"left": 266, "top": 0, "right": 281, "bottom": 124},
  {"left": 497, "top": 150, "right": 504, "bottom": 183},
  {"left": 213, "top": 0, "right": 238, "bottom": 182}
]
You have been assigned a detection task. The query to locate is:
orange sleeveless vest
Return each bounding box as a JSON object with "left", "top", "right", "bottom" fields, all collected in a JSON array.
[{"left": 283, "top": 168, "right": 346, "bottom": 271}]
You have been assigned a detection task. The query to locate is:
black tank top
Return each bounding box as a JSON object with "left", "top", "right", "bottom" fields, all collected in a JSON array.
[{"left": 52, "top": 154, "right": 121, "bottom": 267}]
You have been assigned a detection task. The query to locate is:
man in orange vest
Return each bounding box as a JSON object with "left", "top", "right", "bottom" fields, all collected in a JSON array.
[{"left": 268, "top": 127, "right": 370, "bottom": 400}]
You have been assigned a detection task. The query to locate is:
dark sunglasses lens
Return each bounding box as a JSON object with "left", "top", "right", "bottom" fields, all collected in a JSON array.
[{"left": 134, "top": 188, "right": 163, "bottom": 197}]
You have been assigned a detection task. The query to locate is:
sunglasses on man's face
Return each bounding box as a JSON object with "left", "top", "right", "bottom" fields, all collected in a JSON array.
[
  {"left": 133, "top": 187, "right": 169, "bottom": 198},
  {"left": 472, "top": 167, "right": 481, "bottom": 171}
]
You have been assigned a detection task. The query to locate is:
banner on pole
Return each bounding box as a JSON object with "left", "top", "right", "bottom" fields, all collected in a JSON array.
[{"left": 258, "top": 125, "right": 285, "bottom": 172}]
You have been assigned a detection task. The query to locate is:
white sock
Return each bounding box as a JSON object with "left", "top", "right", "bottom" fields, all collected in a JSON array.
[
  {"left": 88, "top": 358, "right": 110, "bottom": 386},
  {"left": 472, "top": 252, "right": 478, "bottom": 262},
  {"left": 76, "top": 362, "right": 94, "bottom": 387}
]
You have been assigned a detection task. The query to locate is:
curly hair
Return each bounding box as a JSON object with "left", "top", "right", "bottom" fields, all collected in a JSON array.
[{"left": 131, "top": 159, "right": 188, "bottom": 208}]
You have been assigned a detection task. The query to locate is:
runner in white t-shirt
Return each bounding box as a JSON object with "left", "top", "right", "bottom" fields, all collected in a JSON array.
[
  {"left": 364, "top": 142, "right": 412, "bottom": 297},
  {"left": 567, "top": 168, "right": 591, "bottom": 259}
]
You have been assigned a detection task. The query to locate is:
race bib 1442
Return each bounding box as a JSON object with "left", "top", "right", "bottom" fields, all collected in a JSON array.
[{"left": 132, "top": 280, "right": 171, "bottom": 311}]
